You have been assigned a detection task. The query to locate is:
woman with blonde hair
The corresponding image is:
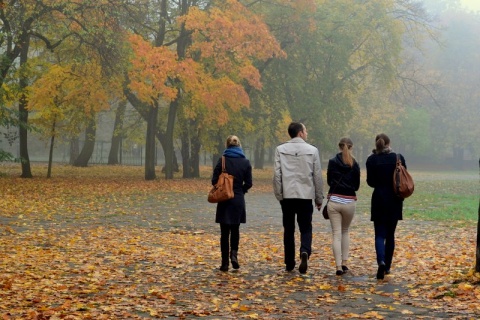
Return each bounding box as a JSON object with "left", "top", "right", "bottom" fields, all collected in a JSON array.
[
  {"left": 326, "top": 137, "right": 361, "bottom": 275},
  {"left": 212, "top": 135, "right": 252, "bottom": 271}
]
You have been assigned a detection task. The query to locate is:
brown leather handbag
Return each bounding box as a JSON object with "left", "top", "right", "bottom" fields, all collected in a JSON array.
[
  {"left": 208, "top": 156, "right": 234, "bottom": 203},
  {"left": 393, "top": 153, "right": 414, "bottom": 199}
]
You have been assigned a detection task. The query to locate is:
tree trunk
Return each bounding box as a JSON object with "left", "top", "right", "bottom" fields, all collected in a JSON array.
[
  {"left": 254, "top": 137, "right": 265, "bottom": 169},
  {"left": 181, "top": 130, "right": 192, "bottom": 178},
  {"left": 69, "top": 137, "right": 80, "bottom": 165},
  {"left": 163, "top": 0, "right": 189, "bottom": 179},
  {"left": 145, "top": 105, "right": 158, "bottom": 180},
  {"left": 74, "top": 117, "right": 96, "bottom": 167},
  {"left": 181, "top": 128, "right": 201, "bottom": 178},
  {"left": 212, "top": 135, "right": 224, "bottom": 169},
  {"left": 164, "top": 98, "right": 178, "bottom": 179},
  {"left": 108, "top": 100, "right": 127, "bottom": 165},
  {"left": 190, "top": 132, "right": 201, "bottom": 178},
  {"left": 47, "top": 117, "right": 56, "bottom": 178},
  {"left": 123, "top": 88, "right": 179, "bottom": 174},
  {"left": 19, "top": 35, "right": 32, "bottom": 178},
  {"left": 476, "top": 158, "right": 480, "bottom": 272}
]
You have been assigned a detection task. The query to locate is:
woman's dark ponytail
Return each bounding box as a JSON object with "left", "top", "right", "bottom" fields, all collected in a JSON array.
[{"left": 375, "top": 133, "right": 390, "bottom": 154}]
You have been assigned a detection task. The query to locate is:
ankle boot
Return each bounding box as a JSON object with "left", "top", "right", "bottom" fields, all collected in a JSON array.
[
  {"left": 230, "top": 250, "right": 240, "bottom": 269},
  {"left": 219, "top": 262, "right": 229, "bottom": 272},
  {"left": 376, "top": 262, "right": 386, "bottom": 280},
  {"left": 220, "top": 252, "right": 229, "bottom": 272}
]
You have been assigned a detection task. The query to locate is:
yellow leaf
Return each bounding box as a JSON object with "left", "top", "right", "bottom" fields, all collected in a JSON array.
[
  {"left": 318, "top": 284, "right": 332, "bottom": 290},
  {"left": 239, "top": 305, "right": 251, "bottom": 311},
  {"left": 363, "top": 311, "right": 384, "bottom": 319},
  {"left": 458, "top": 283, "right": 474, "bottom": 291}
]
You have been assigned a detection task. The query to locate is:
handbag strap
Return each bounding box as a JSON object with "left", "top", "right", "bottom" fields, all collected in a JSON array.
[
  {"left": 396, "top": 153, "right": 402, "bottom": 166},
  {"left": 221, "top": 156, "right": 227, "bottom": 172}
]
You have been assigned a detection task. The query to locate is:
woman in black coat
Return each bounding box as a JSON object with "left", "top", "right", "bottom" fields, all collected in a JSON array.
[
  {"left": 212, "top": 135, "right": 252, "bottom": 272},
  {"left": 366, "top": 133, "right": 407, "bottom": 279}
]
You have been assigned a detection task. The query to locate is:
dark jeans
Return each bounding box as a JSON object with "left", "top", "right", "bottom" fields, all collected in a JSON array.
[
  {"left": 280, "top": 199, "right": 313, "bottom": 268},
  {"left": 373, "top": 220, "right": 398, "bottom": 270},
  {"left": 220, "top": 223, "right": 240, "bottom": 261}
]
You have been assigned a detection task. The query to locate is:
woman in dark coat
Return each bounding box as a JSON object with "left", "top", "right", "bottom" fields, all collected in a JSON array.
[
  {"left": 212, "top": 135, "right": 252, "bottom": 272},
  {"left": 366, "top": 133, "right": 407, "bottom": 279}
]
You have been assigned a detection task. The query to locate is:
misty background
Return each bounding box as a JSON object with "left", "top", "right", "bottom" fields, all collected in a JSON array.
[{"left": 0, "top": 0, "right": 479, "bottom": 175}]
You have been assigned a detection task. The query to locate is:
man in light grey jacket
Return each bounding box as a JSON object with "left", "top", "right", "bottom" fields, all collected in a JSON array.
[{"left": 273, "top": 122, "right": 324, "bottom": 274}]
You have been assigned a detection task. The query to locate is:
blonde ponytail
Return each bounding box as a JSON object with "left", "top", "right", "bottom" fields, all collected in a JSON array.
[{"left": 339, "top": 137, "right": 354, "bottom": 167}]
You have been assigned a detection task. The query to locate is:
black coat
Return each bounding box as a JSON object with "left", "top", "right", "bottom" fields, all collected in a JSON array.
[
  {"left": 212, "top": 156, "right": 252, "bottom": 224},
  {"left": 326, "top": 153, "right": 360, "bottom": 197},
  {"left": 366, "top": 151, "right": 406, "bottom": 222}
]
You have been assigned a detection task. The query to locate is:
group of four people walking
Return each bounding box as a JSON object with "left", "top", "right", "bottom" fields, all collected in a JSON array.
[{"left": 211, "top": 122, "right": 407, "bottom": 280}]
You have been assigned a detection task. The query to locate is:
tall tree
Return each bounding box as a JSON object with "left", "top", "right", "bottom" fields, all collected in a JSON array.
[
  {"left": 18, "top": 35, "right": 32, "bottom": 177},
  {"left": 243, "top": 0, "right": 438, "bottom": 162},
  {"left": 178, "top": 0, "right": 284, "bottom": 172},
  {"left": 1, "top": 0, "right": 128, "bottom": 175},
  {"left": 127, "top": 34, "right": 179, "bottom": 179},
  {"left": 126, "top": 0, "right": 283, "bottom": 178},
  {"left": 1, "top": 0, "right": 74, "bottom": 176},
  {"left": 28, "top": 59, "right": 122, "bottom": 172},
  {"left": 120, "top": 0, "right": 183, "bottom": 180},
  {"left": 245, "top": 0, "right": 405, "bottom": 153}
]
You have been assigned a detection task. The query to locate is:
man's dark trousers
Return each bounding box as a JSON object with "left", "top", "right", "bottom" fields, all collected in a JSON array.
[{"left": 280, "top": 199, "right": 313, "bottom": 269}]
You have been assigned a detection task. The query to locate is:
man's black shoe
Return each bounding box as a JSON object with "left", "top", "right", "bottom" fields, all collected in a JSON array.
[
  {"left": 285, "top": 262, "right": 295, "bottom": 272},
  {"left": 299, "top": 252, "right": 308, "bottom": 274},
  {"left": 230, "top": 250, "right": 240, "bottom": 269}
]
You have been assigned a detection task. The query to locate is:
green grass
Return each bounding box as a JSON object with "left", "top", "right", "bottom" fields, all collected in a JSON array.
[
  {"left": 396, "top": 171, "right": 478, "bottom": 221},
  {"left": 350, "top": 170, "right": 479, "bottom": 222},
  {"left": 405, "top": 194, "right": 478, "bottom": 221},
  {"left": 396, "top": 171, "right": 479, "bottom": 221}
]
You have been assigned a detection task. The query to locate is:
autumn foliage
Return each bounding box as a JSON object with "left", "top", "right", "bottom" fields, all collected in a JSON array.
[{"left": 128, "top": 0, "right": 285, "bottom": 127}]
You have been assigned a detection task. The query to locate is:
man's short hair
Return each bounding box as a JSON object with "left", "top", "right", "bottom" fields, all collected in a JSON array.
[{"left": 288, "top": 122, "right": 304, "bottom": 138}]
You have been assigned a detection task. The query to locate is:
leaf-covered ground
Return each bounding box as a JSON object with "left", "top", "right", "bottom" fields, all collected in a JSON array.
[{"left": 0, "top": 164, "right": 479, "bottom": 319}]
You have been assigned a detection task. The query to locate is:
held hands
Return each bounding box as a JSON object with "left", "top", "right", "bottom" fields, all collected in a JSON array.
[{"left": 315, "top": 202, "right": 322, "bottom": 211}]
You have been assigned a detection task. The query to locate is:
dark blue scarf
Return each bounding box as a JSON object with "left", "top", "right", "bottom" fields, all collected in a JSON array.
[{"left": 223, "top": 146, "right": 246, "bottom": 158}]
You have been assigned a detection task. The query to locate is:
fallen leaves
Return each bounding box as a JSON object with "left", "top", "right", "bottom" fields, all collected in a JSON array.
[{"left": 0, "top": 165, "right": 479, "bottom": 318}]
